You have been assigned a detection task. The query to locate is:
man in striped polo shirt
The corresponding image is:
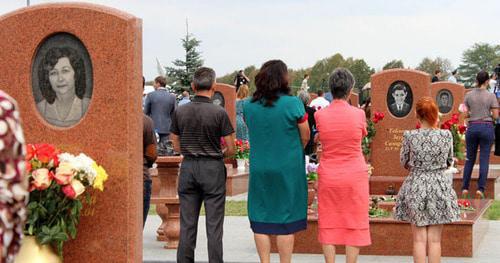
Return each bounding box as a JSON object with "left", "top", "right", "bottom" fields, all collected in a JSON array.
[{"left": 170, "top": 67, "right": 235, "bottom": 263}]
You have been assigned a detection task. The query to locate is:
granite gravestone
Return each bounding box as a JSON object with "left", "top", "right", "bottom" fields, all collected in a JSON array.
[
  {"left": 431, "top": 82, "right": 465, "bottom": 118},
  {"left": 0, "top": 3, "right": 142, "bottom": 262},
  {"left": 371, "top": 69, "right": 431, "bottom": 177},
  {"left": 213, "top": 83, "right": 236, "bottom": 129}
]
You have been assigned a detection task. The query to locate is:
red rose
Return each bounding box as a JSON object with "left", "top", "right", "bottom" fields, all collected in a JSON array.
[
  {"left": 26, "top": 144, "right": 36, "bottom": 160},
  {"left": 34, "top": 144, "right": 60, "bottom": 165},
  {"left": 416, "top": 122, "right": 421, "bottom": 129},
  {"left": 458, "top": 125, "right": 467, "bottom": 134},
  {"left": 62, "top": 184, "right": 76, "bottom": 199},
  {"left": 451, "top": 113, "right": 459, "bottom": 124}
]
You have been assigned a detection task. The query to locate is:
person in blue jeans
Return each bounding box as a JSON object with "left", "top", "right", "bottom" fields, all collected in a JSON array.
[{"left": 462, "top": 71, "right": 499, "bottom": 199}]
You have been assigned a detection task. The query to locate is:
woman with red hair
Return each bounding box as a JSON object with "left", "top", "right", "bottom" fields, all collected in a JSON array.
[{"left": 395, "top": 97, "right": 460, "bottom": 263}]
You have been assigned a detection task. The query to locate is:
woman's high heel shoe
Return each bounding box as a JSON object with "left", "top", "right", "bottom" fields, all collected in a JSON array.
[
  {"left": 475, "top": 190, "right": 485, "bottom": 199},
  {"left": 461, "top": 189, "right": 469, "bottom": 199}
]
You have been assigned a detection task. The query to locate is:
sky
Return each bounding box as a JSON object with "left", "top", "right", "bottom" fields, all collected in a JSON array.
[{"left": 1, "top": 0, "right": 499, "bottom": 80}]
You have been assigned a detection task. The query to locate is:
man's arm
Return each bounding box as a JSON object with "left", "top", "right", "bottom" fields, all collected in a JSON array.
[
  {"left": 170, "top": 133, "right": 181, "bottom": 153},
  {"left": 298, "top": 121, "right": 310, "bottom": 149},
  {"left": 223, "top": 134, "right": 235, "bottom": 158},
  {"left": 144, "top": 94, "right": 152, "bottom": 115}
]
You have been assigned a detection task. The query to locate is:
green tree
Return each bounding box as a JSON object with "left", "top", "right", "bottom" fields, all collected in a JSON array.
[
  {"left": 343, "top": 58, "right": 374, "bottom": 93},
  {"left": 383, "top": 59, "right": 405, "bottom": 70},
  {"left": 308, "top": 53, "right": 345, "bottom": 91},
  {"left": 457, "top": 43, "right": 500, "bottom": 88},
  {"left": 416, "top": 57, "right": 453, "bottom": 80},
  {"left": 165, "top": 33, "right": 204, "bottom": 92}
]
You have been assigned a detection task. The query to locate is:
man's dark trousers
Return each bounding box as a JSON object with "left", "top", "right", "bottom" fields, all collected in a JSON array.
[{"left": 177, "top": 157, "right": 226, "bottom": 263}]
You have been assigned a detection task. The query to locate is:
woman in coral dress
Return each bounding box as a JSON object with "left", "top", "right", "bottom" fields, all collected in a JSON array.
[{"left": 315, "top": 68, "right": 371, "bottom": 263}]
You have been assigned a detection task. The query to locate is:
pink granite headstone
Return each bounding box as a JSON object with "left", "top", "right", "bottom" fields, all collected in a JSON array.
[
  {"left": 0, "top": 3, "right": 142, "bottom": 262},
  {"left": 371, "top": 69, "right": 431, "bottom": 177}
]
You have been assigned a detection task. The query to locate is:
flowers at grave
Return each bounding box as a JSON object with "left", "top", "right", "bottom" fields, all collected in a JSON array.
[
  {"left": 306, "top": 162, "right": 318, "bottom": 181},
  {"left": 440, "top": 113, "right": 466, "bottom": 160},
  {"left": 457, "top": 199, "right": 475, "bottom": 211},
  {"left": 458, "top": 103, "right": 468, "bottom": 113},
  {"left": 233, "top": 139, "right": 250, "bottom": 160},
  {"left": 25, "top": 143, "right": 109, "bottom": 257},
  {"left": 362, "top": 111, "right": 385, "bottom": 157}
]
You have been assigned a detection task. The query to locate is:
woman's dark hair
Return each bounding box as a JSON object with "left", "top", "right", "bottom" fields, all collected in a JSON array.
[
  {"left": 329, "top": 68, "right": 355, "bottom": 100},
  {"left": 252, "top": 60, "right": 290, "bottom": 106},
  {"left": 39, "top": 47, "right": 86, "bottom": 104},
  {"left": 476, "top": 70, "right": 490, "bottom": 87}
]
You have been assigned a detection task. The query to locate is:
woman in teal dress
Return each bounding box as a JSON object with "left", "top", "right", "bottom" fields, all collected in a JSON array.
[
  {"left": 243, "top": 60, "right": 310, "bottom": 263},
  {"left": 236, "top": 84, "right": 249, "bottom": 140}
]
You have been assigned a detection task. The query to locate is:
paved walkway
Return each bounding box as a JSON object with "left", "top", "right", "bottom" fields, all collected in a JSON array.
[{"left": 143, "top": 216, "right": 500, "bottom": 263}]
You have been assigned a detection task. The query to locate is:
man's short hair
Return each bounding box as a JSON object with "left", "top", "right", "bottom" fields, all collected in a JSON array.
[
  {"left": 452, "top": 69, "right": 457, "bottom": 75},
  {"left": 393, "top": 84, "right": 407, "bottom": 93},
  {"left": 182, "top": 90, "right": 190, "bottom": 97},
  {"left": 154, "top": 76, "right": 167, "bottom": 87},
  {"left": 435, "top": 69, "right": 441, "bottom": 75},
  {"left": 193, "top": 67, "right": 216, "bottom": 91},
  {"left": 440, "top": 92, "right": 449, "bottom": 98},
  {"left": 317, "top": 90, "right": 324, "bottom": 96}
]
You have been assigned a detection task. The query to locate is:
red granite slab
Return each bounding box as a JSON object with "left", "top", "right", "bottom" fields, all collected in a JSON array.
[
  {"left": 272, "top": 199, "right": 491, "bottom": 257},
  {"left": 0, "top": 3, "right": 142, "bottom": 262}
]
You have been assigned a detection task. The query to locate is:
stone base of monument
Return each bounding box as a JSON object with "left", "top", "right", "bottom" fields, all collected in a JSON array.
[
  {"left": 271, "top": 199, "right": 491, "bottom": 257},
  {"left": 226, "top": 165, "right": 249, "bottom": 196},
  {"left": 370, "top": 167, "right": 500, "bottom": 198}
]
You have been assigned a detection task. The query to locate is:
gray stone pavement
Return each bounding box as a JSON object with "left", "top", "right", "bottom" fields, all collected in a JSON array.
[{"left": 143, "top": 216, "right": 500, "bottom": 263}]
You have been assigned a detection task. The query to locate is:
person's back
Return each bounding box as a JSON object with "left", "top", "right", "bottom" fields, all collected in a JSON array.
[
  {"left": 465, "top": 88, "right": 497, "bottom": 122},
  {"left": 173, "top": 96, "right": 232, "bottom": 158},
  {"left": 401, "top": 129, "right": 452, "bottom": 171},
  {"left": 310, "top": 92, "right": 330, "bottom": 110},
  {"left": 145, "top": 89, "right": 177, "bottom": 132},
  {"left": 315, "top": 100, "right": 365, "bottom": 172},
  {"left": 170, "top": 67, "right": 234, "bottom": 263},
  {"left": 244, "top": 95, "right": 304, "bottom": 173}
]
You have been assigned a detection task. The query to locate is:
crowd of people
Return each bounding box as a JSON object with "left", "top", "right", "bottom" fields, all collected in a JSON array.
[{"left": 138, "top": 61, "right": 500, "bottom": 263}]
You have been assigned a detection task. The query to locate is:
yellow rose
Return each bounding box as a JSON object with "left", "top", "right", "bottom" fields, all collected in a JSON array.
[
  {"left": 70, "top": 179, "right": 85, "bottom": 198},
  {"left": 92, "top": 162, "right": 108, "bottom": 191},
  {"left": 54, "top": 162, "right": 75, "bottom": 185}
]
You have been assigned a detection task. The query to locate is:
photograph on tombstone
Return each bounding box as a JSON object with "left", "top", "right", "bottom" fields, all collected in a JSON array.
[
  {"left": 32, "top": 33, "right": 93, "bottom": 128},
  {"left": 386, "top": 81, "right": 413, "bottom": 118},
  {"left": 436, "top": 89, "right": 453, "bottom": 114},
  {"left": 212, "top": 91, "right": 225, "bottom": 108}
]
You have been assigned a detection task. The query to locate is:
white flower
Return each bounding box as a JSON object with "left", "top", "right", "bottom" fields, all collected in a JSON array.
[{"left": 74, "top": 153, "right": 97, "bottom": 184}]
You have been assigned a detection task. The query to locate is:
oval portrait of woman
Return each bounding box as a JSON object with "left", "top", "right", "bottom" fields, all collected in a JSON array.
[
  {"left": 386, "top": 81, "right": 413, "bottom": 118},
  {"left": 32, "top": 33, "right": 93, "bottom": 128}
]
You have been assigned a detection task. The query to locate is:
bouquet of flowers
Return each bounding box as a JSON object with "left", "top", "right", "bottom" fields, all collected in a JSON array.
[
  {"left": 25, "top": 144, "right": 109, "bottom": 256},
  {"left": 441, "top": 113, "right": 466, "bottom": 160},
  {"left": 234, "top": 139, "right": 250, "bottom": 159},
  {"left": 362, "top": 111, "right": 385, "bottom": 156}
]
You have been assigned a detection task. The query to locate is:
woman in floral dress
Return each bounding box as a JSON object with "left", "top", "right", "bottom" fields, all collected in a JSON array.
[
  {"left": 395, "top": 97, "right": 460, "bottom": 263},
  {"left": 0, "top": 91, "right": 28, "bottom": 263}
]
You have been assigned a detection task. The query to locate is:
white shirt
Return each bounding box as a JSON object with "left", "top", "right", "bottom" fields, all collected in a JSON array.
[
  {"left": 448, "top": 75, "right": 457, "bottom": 83},
  {"left": 309, "top": 96, "right": 330, "bottom": 110},
  {"left": 489, "top": 79, "right": 497, "bottom": 92}
]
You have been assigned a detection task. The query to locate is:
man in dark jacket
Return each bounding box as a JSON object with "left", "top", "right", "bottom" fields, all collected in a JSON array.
[{"left": 144, "top": 76, "right": 177, "bottom": 155}]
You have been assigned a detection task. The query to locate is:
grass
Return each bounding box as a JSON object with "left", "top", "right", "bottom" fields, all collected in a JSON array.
[
  {"left": 148, "top": 201, "right": 248, "bottom": 216},
  {"left": 485, "top": 200, "right": 500, "bottom": 220}
]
